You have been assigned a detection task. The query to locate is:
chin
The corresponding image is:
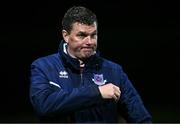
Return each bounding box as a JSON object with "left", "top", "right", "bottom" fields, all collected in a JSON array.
[
  {"left": 79, "top": 51, "right": 95, "bottom": 60},
  {"left": 81, "top": 54, "right": 92, "bottom": 60}
]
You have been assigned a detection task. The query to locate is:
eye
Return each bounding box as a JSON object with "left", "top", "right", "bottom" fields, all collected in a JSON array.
[
  {"left": 78, "top": 35, "right": 86, "bottom": 39},
  {"left": 91, "top": 33, "right": 97, "bottom": 39},
  {"left": 77, "top": 32, "right": 87, "bottom": 39}
]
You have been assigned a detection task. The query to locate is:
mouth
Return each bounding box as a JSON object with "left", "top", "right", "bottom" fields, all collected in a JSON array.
[
  {"left": 79, "top": 47, "right": 96, "bottom": 58},
  {"left": 82, "top": 47, "right": 94, "bottom": 51}
]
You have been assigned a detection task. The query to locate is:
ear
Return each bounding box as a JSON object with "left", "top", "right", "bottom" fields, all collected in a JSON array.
[{"left": 62, "top": 30, "right": 69, "bottom": 43}]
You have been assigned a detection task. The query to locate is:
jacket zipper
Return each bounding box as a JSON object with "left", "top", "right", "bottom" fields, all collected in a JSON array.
[
  {"left": 80, "top": 63, "right": 84, "bottom": 85},
  {"left": 80, "top": 72, "right": 83, "bottom": 84}
]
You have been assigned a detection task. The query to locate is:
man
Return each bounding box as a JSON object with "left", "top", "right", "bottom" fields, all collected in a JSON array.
[{"left": 30, "top": 6, "right": 152, "bottom": 123}]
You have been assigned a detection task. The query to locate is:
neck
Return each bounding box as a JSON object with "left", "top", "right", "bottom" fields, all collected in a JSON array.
[{"left": 67, "top": 48, "right": 76, "bottom": 59}]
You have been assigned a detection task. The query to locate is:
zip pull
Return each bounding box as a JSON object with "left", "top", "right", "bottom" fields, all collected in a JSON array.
[
  {"left": 79, "top": 61, "right": 85, "bottom": 73},
  {"left": 79, "top": 61, "right": 85, "bottom": 84}
]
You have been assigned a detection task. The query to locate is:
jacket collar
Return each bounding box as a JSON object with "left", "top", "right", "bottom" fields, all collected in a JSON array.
[{"left": 58, "top": 40, "right": 102, "bottom": 71}]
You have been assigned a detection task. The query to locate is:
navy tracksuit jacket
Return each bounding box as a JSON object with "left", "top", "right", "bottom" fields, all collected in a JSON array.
[{"left": 30, "top": 41, "right": 152, "bottom": 123}]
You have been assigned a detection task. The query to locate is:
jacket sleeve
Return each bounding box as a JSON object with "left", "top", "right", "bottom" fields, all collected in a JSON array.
[
  {"left": 117, "top": 66, "right": 152, "bottom": 123},
  {"left": 29, "top": 63, "right": 103, "bottom": 116}
]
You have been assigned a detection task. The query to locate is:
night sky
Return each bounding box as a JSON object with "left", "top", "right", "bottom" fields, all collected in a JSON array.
[{"left": 0, "top": 0, "right": 179, "bottom": 122}]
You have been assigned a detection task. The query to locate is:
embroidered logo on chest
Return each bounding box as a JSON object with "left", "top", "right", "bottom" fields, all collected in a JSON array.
[
  {"left": 59, "top": 71, "right": 68, "bottom": 78},
  {"left": 92, "top": 74, "right": 107, "bottom": 86}
]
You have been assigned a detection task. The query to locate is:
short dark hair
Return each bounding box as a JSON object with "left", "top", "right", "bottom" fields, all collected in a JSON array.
[{"left": 62, "top": 6, "right": 97, "bottom": 33}]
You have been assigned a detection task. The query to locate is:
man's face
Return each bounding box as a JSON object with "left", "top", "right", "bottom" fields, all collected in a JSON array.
[{"left": 63, "top": 22, "right": 97, "bottom": 60}]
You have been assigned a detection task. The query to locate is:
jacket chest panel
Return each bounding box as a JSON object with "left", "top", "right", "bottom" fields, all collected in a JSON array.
[{"left": 91, "top": 67, "right": 120, "bottom": 86}]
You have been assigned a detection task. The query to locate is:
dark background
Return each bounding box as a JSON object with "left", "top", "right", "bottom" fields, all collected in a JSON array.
[{"left": 0, "top": 0, "right": 179, "bottom": 122}]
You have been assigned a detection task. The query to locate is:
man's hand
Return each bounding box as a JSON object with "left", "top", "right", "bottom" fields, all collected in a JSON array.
[{"left": 98, "top": 83, "right": 121, "bottom": 102}]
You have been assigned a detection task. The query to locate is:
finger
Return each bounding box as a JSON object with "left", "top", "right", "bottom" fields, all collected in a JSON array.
[
  {"left": 115, "top": 88, "right": 121, "bottom": 97},
  {"left": 114, "top": 90, "right": 120, "bottom": 96},
  {"left": 113, "top": 84, "right": 120, "bottom": 90},
  {"left": 113, "top": 91, "right": 121, "bottom": 100},
  {"left": 113, "top": 94, "right": 120, "bottom": 102},
  {"left": 112, "top": 94, "right": 118, "bottom": 101},
  {"left": 114, "top": 91, "right": 120, "bottom": 100},
  {"left": 113, "top": 86, "right": 120, "bottom": 93}
]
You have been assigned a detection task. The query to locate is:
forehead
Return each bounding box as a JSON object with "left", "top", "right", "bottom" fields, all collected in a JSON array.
[{"left": 71, "top": 22, "right": 97, "bottom": 33}]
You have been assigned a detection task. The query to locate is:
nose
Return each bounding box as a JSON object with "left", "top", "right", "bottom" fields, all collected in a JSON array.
[{"left": 85, "top": 36, "right": 93, "bottom": 45}]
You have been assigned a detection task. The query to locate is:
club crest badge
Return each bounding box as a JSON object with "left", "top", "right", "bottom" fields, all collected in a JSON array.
[{"left": 92, "top": 74, "right": 107, "bottom": 86}]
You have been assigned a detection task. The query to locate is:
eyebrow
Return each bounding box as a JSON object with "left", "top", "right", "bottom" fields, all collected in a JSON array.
[{"left": 77, "top": 30, "right": 97, "bottom": 36}]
